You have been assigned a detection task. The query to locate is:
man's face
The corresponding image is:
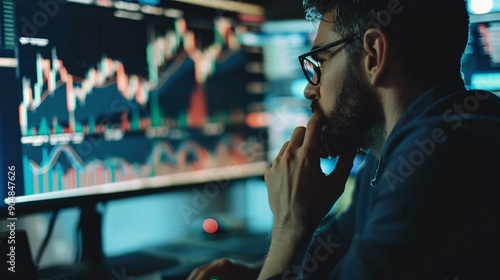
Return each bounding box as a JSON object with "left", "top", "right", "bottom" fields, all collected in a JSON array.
[{"left": 304, "top": 12, "right": 385, "bottom": 158}]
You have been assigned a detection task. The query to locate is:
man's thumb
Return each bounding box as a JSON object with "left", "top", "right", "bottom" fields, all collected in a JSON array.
[{"left": 326, "top": 151, "right": 356, "bottom": 186}]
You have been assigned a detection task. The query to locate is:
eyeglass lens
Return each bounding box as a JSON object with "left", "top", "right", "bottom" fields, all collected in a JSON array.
[{"left": 302, "top": 58, "right": 318, "bottom": 85}]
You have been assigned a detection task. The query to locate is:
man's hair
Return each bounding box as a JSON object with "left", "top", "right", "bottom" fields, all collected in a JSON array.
[{"left": 302, "top": 0, "right": 470, "bottom": 89}]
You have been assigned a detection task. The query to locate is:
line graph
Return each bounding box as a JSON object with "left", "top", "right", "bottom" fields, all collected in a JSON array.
[
  {"left": 23, "top": 135, "right": 259, "bottom": 195},
  {"left": 19, "top": 17, "right": 246, "bottom": 136}
]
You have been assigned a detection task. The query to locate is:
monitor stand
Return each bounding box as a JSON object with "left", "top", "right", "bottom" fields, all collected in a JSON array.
[
  {"left": 37, "top": 202, "right": 179, "bottom": 279},
  {"left": 79, "top": 203, "right": 104, "bottom": 265}
]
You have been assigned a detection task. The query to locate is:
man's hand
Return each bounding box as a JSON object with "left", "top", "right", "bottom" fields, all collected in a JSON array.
[
  {"left": 187, "top": 258, "right": 262, "bottom": 280},
  {"left": 258, "top": 114, "right": 355, "bottom": 279},
  {"left": 265, "top": 113, "right": 355, "bottom": 231}
]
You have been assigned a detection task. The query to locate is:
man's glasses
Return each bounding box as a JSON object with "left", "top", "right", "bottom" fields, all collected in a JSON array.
[{"left": 298, "top": 35, "right": 359, "bottom": 86}]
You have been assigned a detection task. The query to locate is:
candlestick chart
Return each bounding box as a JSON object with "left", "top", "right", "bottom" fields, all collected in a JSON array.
[{"left": 15, "top": 1, "right": 267, "bottom": 197}]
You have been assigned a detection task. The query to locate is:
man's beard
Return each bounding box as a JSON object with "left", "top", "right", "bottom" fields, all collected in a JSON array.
[{"left": 314, "top": 62, "right": 385, "bottom": 158}]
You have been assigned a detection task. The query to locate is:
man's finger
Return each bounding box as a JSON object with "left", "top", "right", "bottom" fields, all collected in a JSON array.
[
  {"left": 302, "top": 113, "right": 322, "bottom": 152},
  {"left": 276, "top": 141, "right": 289, "bottom": 159},
  {"left": 328, "top": 150, "right": 356, "bottom": 183},
  {"left": 288, "top": 126, "right": 306, "bottom": 148},
  {"left": 186, "top": 265, "right": 205, "bottom": 280}
]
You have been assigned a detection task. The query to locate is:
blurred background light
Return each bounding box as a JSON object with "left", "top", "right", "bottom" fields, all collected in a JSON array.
[{"left": 469, "top": 0, "right": 496, "bottom": 14}]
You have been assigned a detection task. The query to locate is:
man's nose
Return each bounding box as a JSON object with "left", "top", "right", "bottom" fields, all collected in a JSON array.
[{"left": 303, "top": 82, "right": 319, "bottom": 101}]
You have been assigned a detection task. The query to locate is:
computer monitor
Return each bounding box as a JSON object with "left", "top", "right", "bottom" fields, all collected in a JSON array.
[
  {"left": 462, "top": 12, "right": 500, "bottom": 94},
  {"left": 0, "top": 0, "right": 268, "bottom": 218}
]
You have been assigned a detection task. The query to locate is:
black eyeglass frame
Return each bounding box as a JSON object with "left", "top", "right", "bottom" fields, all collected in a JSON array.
[{"left": 298, "top": 34, "right": 360, "bottom": 86}]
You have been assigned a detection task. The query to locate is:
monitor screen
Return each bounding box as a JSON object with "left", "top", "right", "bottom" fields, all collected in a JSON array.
[
  {"left": 1, "top": 0, "right": 268, "bottom": 215},
  {"left": 462, "top": 12, "right": 500, "bottom": 93}
]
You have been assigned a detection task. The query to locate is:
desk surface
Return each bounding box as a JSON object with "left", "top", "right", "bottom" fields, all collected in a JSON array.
[
  {"left": 37, "top": 231, "right": 270, "bottom": 280},
  {"left": 158, "top": 232, "right": 270, "bottom": 279}
]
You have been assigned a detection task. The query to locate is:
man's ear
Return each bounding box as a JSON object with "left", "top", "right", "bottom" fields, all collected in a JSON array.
[{"left": 362, "top": 28, "right": 390, "bottom": 87}]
